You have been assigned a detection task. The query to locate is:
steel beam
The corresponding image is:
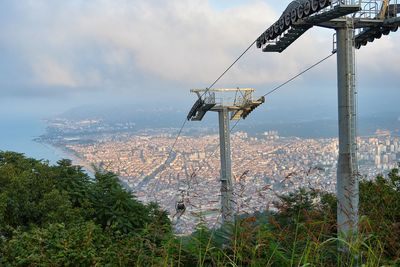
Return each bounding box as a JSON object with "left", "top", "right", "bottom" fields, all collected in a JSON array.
[
  {"left": 218, "top": 108, "right": 234, "bottom": 225},
  {"left": 336, "top": 19, "right": 359, "bottom": 246}
]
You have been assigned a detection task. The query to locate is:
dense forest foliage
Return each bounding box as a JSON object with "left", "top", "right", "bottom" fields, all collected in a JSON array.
[
  {"left": 0, "top": 152, "right": 171, "bottom": 266},
  {"left": 0, "top": 151, "right": 399, "bottom": 266}
]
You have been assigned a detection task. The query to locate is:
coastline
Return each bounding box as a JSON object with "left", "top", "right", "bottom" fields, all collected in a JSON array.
[{"left": 37, "top": 141, "right": 95, "bottom": 177}]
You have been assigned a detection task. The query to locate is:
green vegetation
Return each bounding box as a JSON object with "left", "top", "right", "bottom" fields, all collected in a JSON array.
[
  {"left": 0, "top": 152, "right": 171, "bottom": 266},
  {"left": 0, "top": 151, "right": 399, "bottom": 266}
]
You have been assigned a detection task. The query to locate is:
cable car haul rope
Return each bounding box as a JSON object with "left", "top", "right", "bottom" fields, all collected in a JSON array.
[{"left": 139, "top": 30, "right": 336, "bottom": 228}]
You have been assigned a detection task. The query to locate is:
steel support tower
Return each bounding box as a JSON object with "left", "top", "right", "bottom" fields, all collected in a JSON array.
[
  {"left": 218, "top": 107, "right": 234, "bottom": 224},
  {"left": 255, "top": 0, "right": 399, "bottom": 247},
  {"left": 336, "top": 22, "right": 359, "bottom": 240},
  {"left": 187, "top": 88, "right": 264, "bottom": 225}
]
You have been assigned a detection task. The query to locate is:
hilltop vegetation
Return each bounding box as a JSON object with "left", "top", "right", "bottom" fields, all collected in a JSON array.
[
  {"left": 0, "top": 151, "right": 399, "bottom": 266},
  {"left": 0, "top": 151, "right": 171, "bottom": 266}
]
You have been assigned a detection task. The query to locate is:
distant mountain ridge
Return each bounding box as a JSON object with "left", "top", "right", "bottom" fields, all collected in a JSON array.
[{"left": 56, "top": 104, "right": 400, "bottom": 138}]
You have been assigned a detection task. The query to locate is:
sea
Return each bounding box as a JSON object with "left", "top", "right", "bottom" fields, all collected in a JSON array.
[{"left": 0, "top": 116, "right": 68, "bottom": 165}]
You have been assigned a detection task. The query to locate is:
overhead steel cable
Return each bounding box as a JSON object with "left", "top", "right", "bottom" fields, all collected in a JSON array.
[
  {"left": 143, "top": 37, "right": 257, "bottom": 202},
  {"left": 161, "top": 39, "right": 258, "bottom": 168},
  {"left": 165, "top": 118, "right": 188, "bottom": 162},
  {"left": 184, "top": 51, "right": 336, "bottom": 167},
  {"left": 199, "top": 39, "right": 258, "bottom": 99},
  {"left": 194, "top": 51, "right": 337, "bottom": 169},
  {"left": 142, "top": 50, "right": 336, "bottom": 196},
  {"left": 181, "top": 50, "right": 337, "bottom": 211},
  {"left": 152, "top": 50, "right": 338, "bottom": 231},
  {"left": 157, "top": 39, "right": 335, "bottom": 175},
  {"left": 186, "top": 119, "right": 241, "bottom": 181},
  {"left": 262, "top": 51, "right": 336, "bottom": 97}
]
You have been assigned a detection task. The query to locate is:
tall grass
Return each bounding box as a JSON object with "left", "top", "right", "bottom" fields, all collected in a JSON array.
[
  {"left": 156, "top": 216, "right": 387, "bottom": 266},
  {"left": 136, "top": 170, "right": 400, "bottom": 266}
]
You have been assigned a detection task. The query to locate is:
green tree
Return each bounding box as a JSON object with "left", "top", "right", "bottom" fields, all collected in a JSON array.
[{"left": 0, "top": 151, "right": 172, "bottom": 266}]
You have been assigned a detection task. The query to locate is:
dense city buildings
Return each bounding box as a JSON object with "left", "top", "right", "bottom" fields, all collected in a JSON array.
[{"left": 65, "top": 129, "right": 400, "bottom": 233}]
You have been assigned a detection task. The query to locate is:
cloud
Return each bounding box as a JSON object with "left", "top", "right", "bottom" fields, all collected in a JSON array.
[
  {"left": 0, "top": 0, "right": 399, "bottom": 98},
  {"left": 357, "top": 34, "right": 400, "bottom": 79},
  {"left": 32, "top": 58, "right": 76, "bottom": 87},
  {"left": 75, "top": 0, "right": 279, "bottom": 84}
]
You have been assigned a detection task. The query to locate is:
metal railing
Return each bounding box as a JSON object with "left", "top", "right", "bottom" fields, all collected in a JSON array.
[
  {"left": 357, "top": 0, "right": 399, "bottom": 18},
  {"left": 204, "top": 93, "right": 216, "bottom": 105},
  {"left": 357, "top": 0, "right": 380, "bottom": 18},
  {"left": 391, "top": 0, "right": 398, "bottom": 17}
]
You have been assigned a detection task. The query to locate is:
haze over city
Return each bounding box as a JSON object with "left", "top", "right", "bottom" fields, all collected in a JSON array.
[{"left": 0, "top": 0, "right": 399, "bottom": 122}]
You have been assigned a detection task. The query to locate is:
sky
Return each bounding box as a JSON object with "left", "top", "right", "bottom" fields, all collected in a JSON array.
[{"left": 0, "top": 0, "right": 399, "bottom": 120}]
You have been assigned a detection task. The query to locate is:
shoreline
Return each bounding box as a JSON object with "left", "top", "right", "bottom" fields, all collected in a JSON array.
[{"left": 36, "top": 141, "right": 95, "bottom": 177}]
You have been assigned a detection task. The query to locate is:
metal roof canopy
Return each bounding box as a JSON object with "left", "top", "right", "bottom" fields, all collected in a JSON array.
[{"left": 256, "top": 0, "right": 399, "bottom": 253}]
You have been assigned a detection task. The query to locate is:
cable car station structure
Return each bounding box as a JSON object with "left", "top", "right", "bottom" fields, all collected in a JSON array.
[
  {"left": 187, "top": 88, "right": 265, "bottom": 224},
  {"left": 256, "top": 0, "right": 399, "bottom": 244}
]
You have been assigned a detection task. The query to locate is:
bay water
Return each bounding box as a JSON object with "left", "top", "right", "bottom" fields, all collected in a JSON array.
[{"left": 0, "top": 116, "right": 68, "bottom": 164}]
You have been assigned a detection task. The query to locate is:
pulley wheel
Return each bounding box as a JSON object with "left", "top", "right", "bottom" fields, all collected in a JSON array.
[
  {"left": 285, "top": 12, "right": 291, "bottom": 27},
  {"left": 382, "top": 28, "right": 390, "bottom": 35},
  {"left": 291, "top": 8, "right": 297, "bottom": 24},
  {"left": 319, "top": 0, "right": 328, "bottom": 8},
  {"left": 297, "top": 4, "right": 304, "bottom": 19},
  {"left": 304, "top": 1, "right": 311, "bottom": 16},
  {"left": 274, "top": 22, "right": 279, "bottom": 34},
  {"left": 279, "top": 17, "right": 285, "bottom": 31},
  {"left": 262, "top": 33, "right": 267, "bottom": 45},
  {"left": 256, "top": 39, "right": 262, "bottom": 48},
  {"left": 269, "top": 27, "right": 275, "bottom": 38},
  {"left": 311, "top": 0, "right": 319, "bottom": 12}
]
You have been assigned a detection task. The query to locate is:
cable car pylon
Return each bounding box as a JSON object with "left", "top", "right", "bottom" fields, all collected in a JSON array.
[
  {"left": 187, "top": 88, "right": 264, "bottom": 225},
  {"left": 256, "top": 0, "right": 400, "bottom": 252}
]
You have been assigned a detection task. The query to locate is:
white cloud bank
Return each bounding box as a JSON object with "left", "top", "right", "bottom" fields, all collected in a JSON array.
[{"left": 1, "top": 0, "right": 399, "bottom": 92}]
